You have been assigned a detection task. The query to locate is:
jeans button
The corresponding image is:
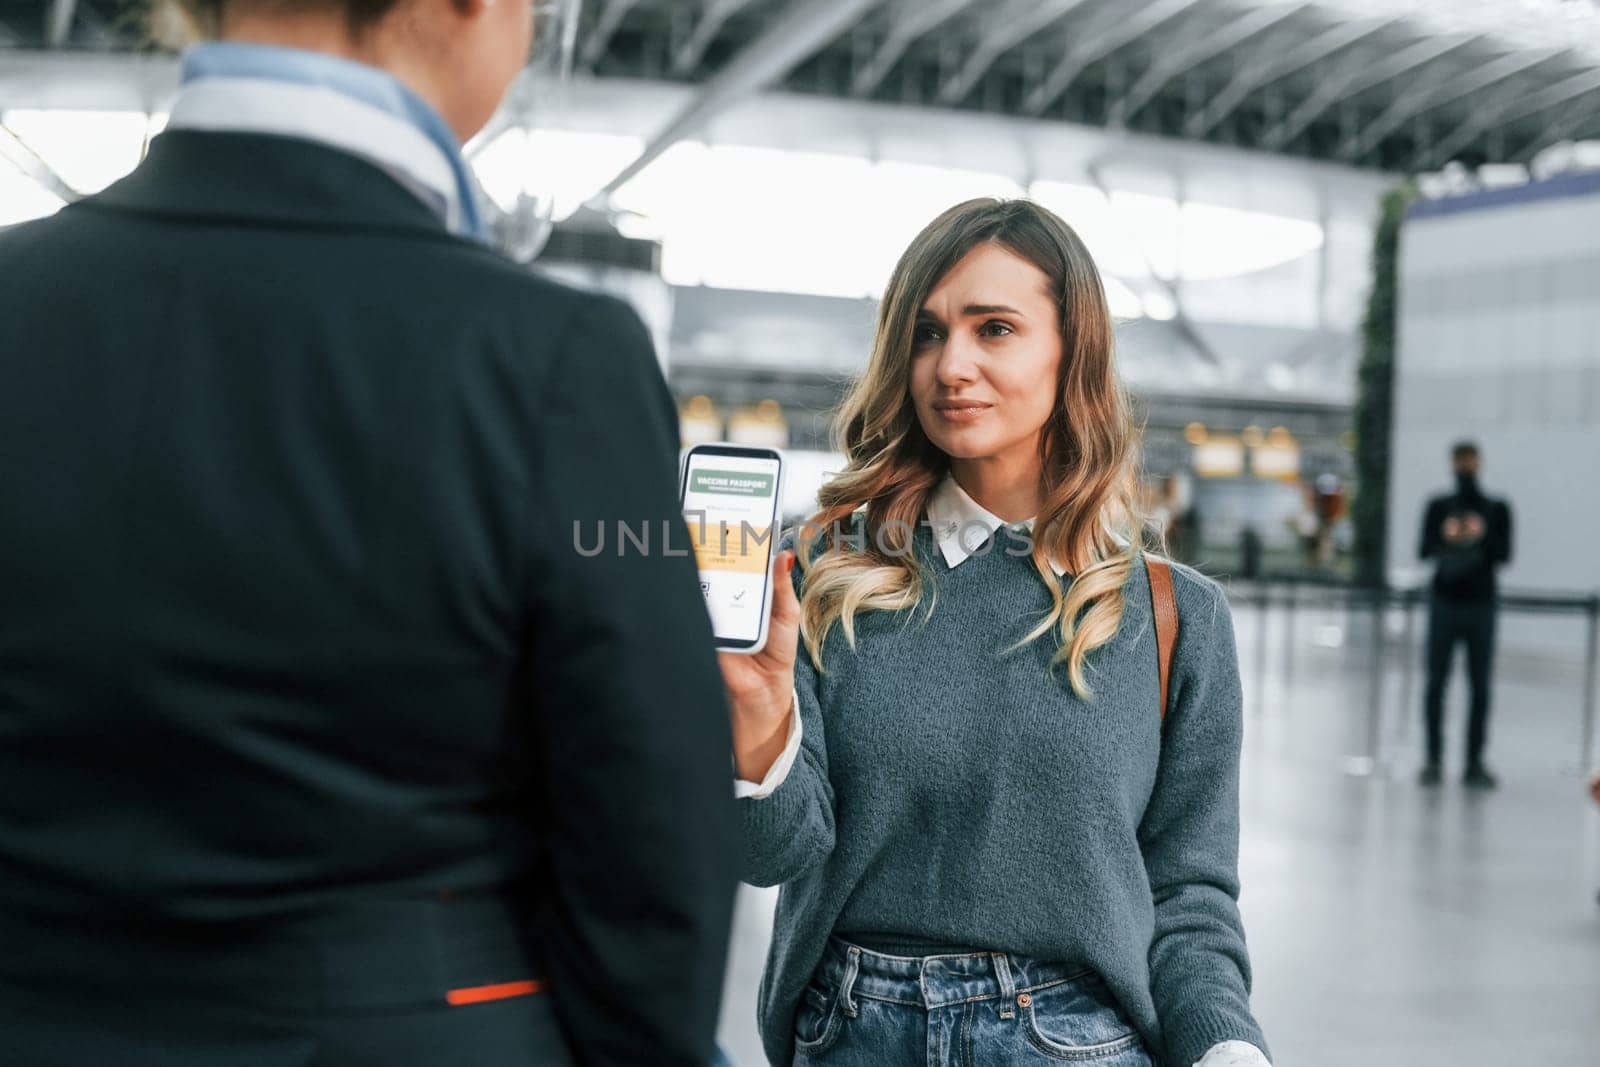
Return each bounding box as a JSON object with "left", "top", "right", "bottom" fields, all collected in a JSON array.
[{"left": 1016, "top": 993, "right": 1032, "bottom": 1008}]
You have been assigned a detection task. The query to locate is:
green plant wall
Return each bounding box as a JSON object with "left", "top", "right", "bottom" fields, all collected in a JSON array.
[{"left": 1351, "top": 182, "right": 1417, "bottom": 588}]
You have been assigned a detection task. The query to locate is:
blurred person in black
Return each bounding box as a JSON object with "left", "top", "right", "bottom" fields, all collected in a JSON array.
[
  {"left": 0, "top": 1, "right": 738, "bottom": 1064},
  {"left": 1417, "top": 441, "right": 1513, "bottom": 789}
]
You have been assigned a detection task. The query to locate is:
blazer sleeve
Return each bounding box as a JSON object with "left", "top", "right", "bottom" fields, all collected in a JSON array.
[
  {"left": 523, "top": 291, "right": 738, "bottom": 1067},
  {"left": 1137, "top": 585, "right": 1269, "bottom": 1067}
]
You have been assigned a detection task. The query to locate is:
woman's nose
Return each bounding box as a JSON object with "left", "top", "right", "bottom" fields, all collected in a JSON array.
[{"left": 935, "top": 336, "right": 980, "bottom": 385}]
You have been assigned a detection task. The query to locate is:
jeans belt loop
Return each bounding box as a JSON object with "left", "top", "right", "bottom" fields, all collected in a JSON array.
[
  {"left": 840, "top": 945, "right": 862, "bottom": 1018},
  {"left": 992, "top": 951, "right": 1018, "bottom": 1020}
]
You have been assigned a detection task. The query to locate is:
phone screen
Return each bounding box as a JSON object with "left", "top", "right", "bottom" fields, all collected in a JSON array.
[{"left": 680, "top": 445, "right": 783, "bottom": 651}]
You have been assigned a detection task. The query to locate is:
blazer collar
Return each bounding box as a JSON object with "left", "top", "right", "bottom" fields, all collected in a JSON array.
[{"left": 83, "top": 129, "right": 456, "bottom": 240}]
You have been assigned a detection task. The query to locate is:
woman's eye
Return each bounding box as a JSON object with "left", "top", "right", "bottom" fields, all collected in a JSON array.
[
  {"left": 913, "top": 324, "right": 944, "bottom": 343},
  {"left": 980, "top": 320, "right": 1013, "bottom": 337}
]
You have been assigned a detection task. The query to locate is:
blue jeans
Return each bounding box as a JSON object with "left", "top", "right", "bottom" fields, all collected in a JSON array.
[{"left": 793, "top": 937, "right": 1154, "bottom": 1066}]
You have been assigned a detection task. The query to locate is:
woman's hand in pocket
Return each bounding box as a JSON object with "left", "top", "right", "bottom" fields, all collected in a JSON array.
[{"left": 719, "top": 549, "right": 801, "bottom": 783}]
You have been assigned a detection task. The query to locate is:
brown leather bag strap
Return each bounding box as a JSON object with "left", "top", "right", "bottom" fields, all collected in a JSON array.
[{"left": 1147, "top": 557, "right": 1179, "bottom": 723}]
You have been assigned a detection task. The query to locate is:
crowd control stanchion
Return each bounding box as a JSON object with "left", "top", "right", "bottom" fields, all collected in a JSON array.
[
  {"left": 1282, "top": 577, "right": 1297, "bottom": 694},
  {"left": 1344, "top": 585, "right": 1387, "bottom": 777},
  {"left": 1219, "top": 571, "right": 1595, "bottom": 776},
  {"left": 1394, "top": 588, "right": 1420, "bottom": 753},
  {"left": 1255, "top": 582, "right": 1270, "bottom": 717},
  {"left": 1581, "top": 595, "right": 1599, "bottom": 774},
  {"left": 1369, "top": 588, "right": 1391, "bottom": 772}
]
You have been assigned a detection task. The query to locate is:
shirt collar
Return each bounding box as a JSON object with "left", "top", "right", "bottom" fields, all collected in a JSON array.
[
  {"left": 169, "top": 42, "right": 486, "bottom": 242},
  {"left": 926, "top": 474, "right": 1066, "bottom": 577}
]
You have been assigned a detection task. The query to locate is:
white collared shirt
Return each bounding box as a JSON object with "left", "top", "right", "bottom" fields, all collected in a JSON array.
[{"left": 926, "top": 472, "right": 1067, "bottom": 578}]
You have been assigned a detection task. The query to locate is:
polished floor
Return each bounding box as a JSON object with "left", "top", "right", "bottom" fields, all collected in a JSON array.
[{"left": 715, "top": 596, "right": 1600, "bottom": 1066}]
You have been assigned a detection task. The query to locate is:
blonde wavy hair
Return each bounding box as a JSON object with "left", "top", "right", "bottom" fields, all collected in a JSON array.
[{"left": 795, "top": 197, "right": 1155, "bottom": 700}]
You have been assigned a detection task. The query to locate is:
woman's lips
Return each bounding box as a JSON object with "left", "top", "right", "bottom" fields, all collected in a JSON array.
[{"left": 934, "top": 402, "right": 991, "bottom": 423}]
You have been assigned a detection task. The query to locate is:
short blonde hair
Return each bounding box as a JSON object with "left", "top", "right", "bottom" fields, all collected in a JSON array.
[{"left": 147, "top": 1, "right": 403, "bottom": 47}]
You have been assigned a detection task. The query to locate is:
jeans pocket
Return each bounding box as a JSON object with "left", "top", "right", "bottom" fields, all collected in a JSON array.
[
  {"left": 793, "top": 980, "right": 845, "bottom": 1055},
  {"left": 1020, "top": 974, "right": 1145, "bottom": 1063}
]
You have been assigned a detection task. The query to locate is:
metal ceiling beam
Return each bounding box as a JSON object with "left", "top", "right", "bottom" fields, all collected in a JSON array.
[
  {"left": 45, "top": 0, "right": 78, "bottom": 48},
  {"left": 1259, "top": 32, "right": 1474, "bottom": 151},
  {"left": 600, "top": 0, "right": 880, "bottom": 197},
  {"left": 672, "top": 0, "right": 759, "bottom": 74},
  {"left": 1107, "top": 1, "right": 1307, "bottom": 127},
  {"left": 578, "top": 0, "right": 641, "bottom": 69},
  {"left": 1425, "top": 65, "right": 1600, "bottom": 166},
  {"left": 1184, "top": 14, "right": 1398, "bottom": 139},
  {"left": 1509, "top": 82, "right": 1600, "bottom": 159},
  {"left": 1339, "top": 47, "right": 1562, "bottom": 160},
  {"left": 850, "top": 0, "right": 974, "bottom": 97},
  {"left": 1020, "top": 0, "right": 1205, "bottom": 117},
  {"left": 935, "top": 0, "right": 1095, "bottom": 106}
]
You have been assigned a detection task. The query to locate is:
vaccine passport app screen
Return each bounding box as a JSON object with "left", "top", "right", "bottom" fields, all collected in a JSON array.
[{"left": 682, "top": 453, "right": 781, "bottom": 644}]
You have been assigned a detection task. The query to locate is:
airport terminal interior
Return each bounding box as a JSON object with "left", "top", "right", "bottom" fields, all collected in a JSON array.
[{"left": 4, "top": 0, "right": 1600, "bottom": 1064}]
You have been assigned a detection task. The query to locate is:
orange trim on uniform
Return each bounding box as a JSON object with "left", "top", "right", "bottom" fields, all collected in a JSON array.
[{"left": 445, "top": 979, "right": 546, "bottom": 1006}]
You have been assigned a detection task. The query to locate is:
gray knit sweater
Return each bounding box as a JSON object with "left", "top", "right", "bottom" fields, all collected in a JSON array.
[{"left": 740, "top": 520, "right": 1268, "bottom": 1067}]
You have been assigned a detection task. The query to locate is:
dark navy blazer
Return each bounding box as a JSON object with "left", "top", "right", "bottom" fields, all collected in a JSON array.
[{"left": 0, "top": 129, "right": 737, "bottom": 1066}]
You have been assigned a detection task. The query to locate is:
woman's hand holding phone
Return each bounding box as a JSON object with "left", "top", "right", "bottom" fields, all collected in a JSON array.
[{"left": 719, "top": 549, "right": 800, "bottom": 783}]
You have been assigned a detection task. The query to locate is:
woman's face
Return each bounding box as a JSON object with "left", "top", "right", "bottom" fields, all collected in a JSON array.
[{"left": 908, "top": 242, "right": 1064, "bottom": 467}]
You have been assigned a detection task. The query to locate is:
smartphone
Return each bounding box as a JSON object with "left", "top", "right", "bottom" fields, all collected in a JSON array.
[{"left": 679, "top": 443, "right": 785, "bottom": 654}]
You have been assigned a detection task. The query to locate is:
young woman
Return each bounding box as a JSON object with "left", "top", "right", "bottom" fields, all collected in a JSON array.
[{"left": 720, "top": 198, "right": 1271, "bottom": 1067}]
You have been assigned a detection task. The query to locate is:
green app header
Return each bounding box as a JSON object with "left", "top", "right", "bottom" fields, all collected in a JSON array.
[{"left": 690, "top": 469, "right": 776, "bottom": 497}]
